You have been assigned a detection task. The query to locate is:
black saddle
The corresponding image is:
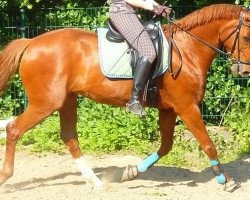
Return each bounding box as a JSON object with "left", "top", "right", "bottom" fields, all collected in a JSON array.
[
  {"left": 106, "top": 19, "right": 163, "bottom": 79},
  {"left": 106, "top": 19, "right": 163, "bottom": 107}
]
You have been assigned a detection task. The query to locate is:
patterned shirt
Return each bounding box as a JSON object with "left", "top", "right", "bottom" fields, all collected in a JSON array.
[{"left": 110, "top": 0, "right": 135, "bottom": 13}]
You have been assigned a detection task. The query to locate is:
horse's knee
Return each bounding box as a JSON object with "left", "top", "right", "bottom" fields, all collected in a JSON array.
[{"left": 6, "top": 122, "right": 21, "bottom": 141}]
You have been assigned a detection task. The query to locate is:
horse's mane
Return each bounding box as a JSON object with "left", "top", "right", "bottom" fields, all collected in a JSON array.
[{"left": 163, "top": 4, "right": 242, "bottom": 32}]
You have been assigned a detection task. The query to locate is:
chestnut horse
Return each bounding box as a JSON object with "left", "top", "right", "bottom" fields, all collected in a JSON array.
[{"left": 0, "top": 4, "right": 250, "bottom": 191}]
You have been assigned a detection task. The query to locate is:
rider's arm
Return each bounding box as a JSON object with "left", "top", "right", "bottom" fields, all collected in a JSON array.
[
  {"left": 124, "top": 0, "right": 158, "bottom": 11},
  {"left": 152, "top": 1, "right": 160, "bottom": 6}
]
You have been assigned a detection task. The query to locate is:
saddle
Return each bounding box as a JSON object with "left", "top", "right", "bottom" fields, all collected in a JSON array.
[
  {"left": 106, "top": 19, "right": 163, "bottom": 106},
  {"left": 106, "top": 19, "right": 163, "bottom": 78}
]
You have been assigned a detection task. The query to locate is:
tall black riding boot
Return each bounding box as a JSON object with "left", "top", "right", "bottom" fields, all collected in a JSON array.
[{"left": 126, "top": 56, "right": 154, "bottom": 117}]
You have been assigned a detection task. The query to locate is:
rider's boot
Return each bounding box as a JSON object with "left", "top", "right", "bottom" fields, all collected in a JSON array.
[{"left": 126, "top": 56, "right": 154, "bottom": 117}]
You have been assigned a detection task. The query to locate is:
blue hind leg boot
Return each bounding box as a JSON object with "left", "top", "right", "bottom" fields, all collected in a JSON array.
[{"left": 210, "top": 160, "right": 226, "bottom": 184}]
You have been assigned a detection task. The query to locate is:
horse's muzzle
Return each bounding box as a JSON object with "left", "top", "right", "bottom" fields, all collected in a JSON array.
[{"left": 231, "top": 63, "right": 250, "bottom": 77}]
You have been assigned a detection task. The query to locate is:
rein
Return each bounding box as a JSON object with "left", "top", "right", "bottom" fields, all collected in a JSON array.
[{"left": 165, "top": 7, "right": 250, "bottom": 77}]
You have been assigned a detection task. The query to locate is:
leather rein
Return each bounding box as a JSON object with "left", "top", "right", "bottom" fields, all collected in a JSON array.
[{"left": 165, "top": 8, "right": 250, "bottom": 77}]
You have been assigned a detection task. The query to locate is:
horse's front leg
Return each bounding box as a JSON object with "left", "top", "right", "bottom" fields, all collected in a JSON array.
[
  {"left": 59, "top": 94, "right": 103, "bottom": 188},
  {"left": 178, "top": 104, "right": 240, "bottom": 192},
  {"left": 122, "top": 109, "right": 176, "bottom": 181}
]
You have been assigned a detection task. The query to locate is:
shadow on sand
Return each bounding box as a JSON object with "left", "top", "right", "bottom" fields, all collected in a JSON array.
[{"left": 95, "top": 154, "right": 250, "bottom": 186}]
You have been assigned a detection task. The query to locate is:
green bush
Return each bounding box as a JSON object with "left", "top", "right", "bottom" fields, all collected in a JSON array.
[
  {"left": 224, "top": 83, "right": 250, "bottom": 155},
  {"left": 0, "top": 75, "right": 25, "bottom": 119}
]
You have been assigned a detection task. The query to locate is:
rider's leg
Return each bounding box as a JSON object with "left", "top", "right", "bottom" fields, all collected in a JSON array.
[
  {"left": 110, "top": 12, "right": 156, "bottom": 116},
  {"left": 126, "top": 56, "right": 153, "bottom": 116}
]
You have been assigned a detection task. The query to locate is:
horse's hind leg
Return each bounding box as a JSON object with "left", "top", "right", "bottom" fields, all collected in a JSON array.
[
  {"left": 179, "top": 105, "right": 240, "bottom": 192},
  {"left": 0, "top": 103, "right": 57, "bottom": 186},
  {"left": 59, "top": 94, "right": 103, "bottom": 188}
]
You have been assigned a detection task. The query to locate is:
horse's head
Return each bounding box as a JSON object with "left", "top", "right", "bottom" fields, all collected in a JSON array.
[{"left": 220, "top": 8, "right": 250, "bottom": 77}]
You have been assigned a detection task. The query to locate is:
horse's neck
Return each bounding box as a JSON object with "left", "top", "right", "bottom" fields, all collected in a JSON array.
[{"left": 175, "top": 21, "right": 222, "bottom": 74}]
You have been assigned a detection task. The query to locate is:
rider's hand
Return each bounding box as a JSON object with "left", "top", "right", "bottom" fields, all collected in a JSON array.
[{"left": 153, "top": 5, "right": 171, "bottom": 17}]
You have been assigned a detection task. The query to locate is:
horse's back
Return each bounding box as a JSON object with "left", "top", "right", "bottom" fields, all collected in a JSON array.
[
  {"left": 36, "top": 28, "right": 96, "bottom": 41},
  {"left": 25, "top": 28, "right": 97, "bottom": 54}
]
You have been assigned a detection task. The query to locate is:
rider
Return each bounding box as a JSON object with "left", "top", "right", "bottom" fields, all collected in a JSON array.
[{"left": 109, "top": 0, "right": 171, "bottom": 116}]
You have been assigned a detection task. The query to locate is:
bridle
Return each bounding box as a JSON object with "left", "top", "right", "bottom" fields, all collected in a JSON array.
[
  {"left": 166, "top": 7, "right": 250, "bottom": 77},
  {"left": 225, "top": 8, "right": 250, "bottom": 65}
]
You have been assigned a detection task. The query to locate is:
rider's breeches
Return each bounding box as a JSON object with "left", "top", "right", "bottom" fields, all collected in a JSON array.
[{"left": 109, "top": 12, "right": 156, "bottom": 63}]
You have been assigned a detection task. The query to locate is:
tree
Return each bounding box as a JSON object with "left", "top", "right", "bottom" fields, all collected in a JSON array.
[{"left": 235, "top": 0, "right": 250, "bottom": 6}]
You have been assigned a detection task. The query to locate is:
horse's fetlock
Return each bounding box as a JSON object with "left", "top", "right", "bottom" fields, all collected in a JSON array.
[
  {"left": 5, "top": 170, "right": 13, "bottom": 178},
  {"left": 2, "top": 168, "right": 14, "bottom": 178}
]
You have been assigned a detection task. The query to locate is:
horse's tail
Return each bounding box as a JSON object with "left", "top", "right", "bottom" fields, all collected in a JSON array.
[{"left": 0, "top": 38, "right": 32, "bottom": 95}]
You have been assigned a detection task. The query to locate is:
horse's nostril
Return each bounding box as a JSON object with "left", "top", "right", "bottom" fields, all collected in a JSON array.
[
  {"left": 230, "top": 64, "right": 240, "bottom": 75},
  {"left": 242, "top": 71, "right": 250, "bottom": 77}
]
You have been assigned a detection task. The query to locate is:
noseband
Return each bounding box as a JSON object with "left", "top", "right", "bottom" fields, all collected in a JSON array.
[{"left": 166, "top": 7, "right": 250, "bottom": 76}]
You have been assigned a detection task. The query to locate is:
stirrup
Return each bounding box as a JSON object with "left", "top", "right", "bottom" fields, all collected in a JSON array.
[{"left": 126, "top": 101, "right": 146, "bottom": 117}]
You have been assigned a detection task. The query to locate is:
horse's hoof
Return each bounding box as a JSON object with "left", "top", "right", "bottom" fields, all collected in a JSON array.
[
  {"left": 224, "top": 179, "right": 241, "bottom": 192},
  {"left": 94, "top": 179, "right": 104, "bottom": 187},
  {"left": 122, "top": 165, "right": 139, "bottom": 182},
  {"left": 92, "top": 180, "right": 109, "bottom": 191},
  {"left": 92, "top": 184, "right": 105, "bottom": 191}
]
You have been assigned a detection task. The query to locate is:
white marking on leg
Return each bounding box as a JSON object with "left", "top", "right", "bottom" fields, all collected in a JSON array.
[{"left": 74, "top": 156, "right": 103, "bottom": 187}]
